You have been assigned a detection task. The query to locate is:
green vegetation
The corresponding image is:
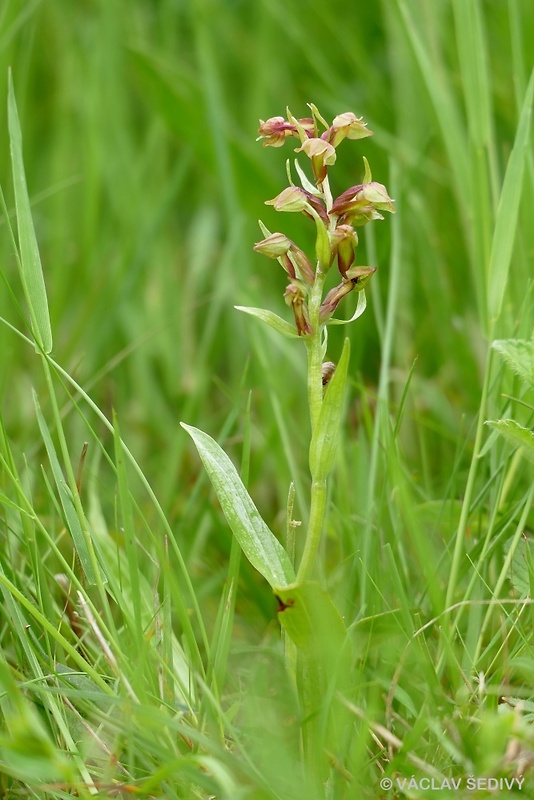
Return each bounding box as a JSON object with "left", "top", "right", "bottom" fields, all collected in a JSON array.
[{"left": 0, "top": 1, "right": 533, "bottom": 798}]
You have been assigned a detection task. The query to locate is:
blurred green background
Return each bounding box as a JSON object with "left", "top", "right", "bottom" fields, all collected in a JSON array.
[
  {"left": 0, "top": 0, "right": 533, "bottom": 612},
  {"left": 1, "top": 2, "right": 534, "bottom": 795}
]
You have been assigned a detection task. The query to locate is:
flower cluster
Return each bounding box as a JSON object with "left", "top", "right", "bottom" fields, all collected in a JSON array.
[{"left": 254, "top": 104, "right": 394, "bottom": 336}]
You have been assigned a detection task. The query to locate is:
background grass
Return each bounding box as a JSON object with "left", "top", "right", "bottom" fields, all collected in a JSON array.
[{"left": 0, "top": 0, "right": 533, "bottom": 798}]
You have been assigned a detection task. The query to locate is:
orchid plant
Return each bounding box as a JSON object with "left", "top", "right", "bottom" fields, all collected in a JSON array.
[{"left": 181, "top": 103, "right": 395, "bottom": 788}]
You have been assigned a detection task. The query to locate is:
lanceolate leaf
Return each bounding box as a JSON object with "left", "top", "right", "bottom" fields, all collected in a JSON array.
[
  {"left": 234, "top": 306, "right": 299, "bottom": 339},
  {"left": 485, "top": 419, "right": 534, "bottom": 465},
  {"left": 7, "top": 71, "right": 53, "bottom": 354},
  {"left": 309, "top": 337, "right": 350, "bottom": 480},
  {"left": 181, "top": 423, "right": 295, "bottom": 587}
]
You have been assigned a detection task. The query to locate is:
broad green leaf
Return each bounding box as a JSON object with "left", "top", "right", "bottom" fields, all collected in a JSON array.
[
  {"left": 485, "top": 419, "right": 534, "bottom": 465},
  {"left": 7, "top": 72, "right": 52, "bottom": 354},
  {"left": 488, "top": 68, "right": 534, "bottom": 323},
  {"left": 33, "top": 393, "right": 99, "bottom": 584},
  {"left": 492, "top": 339, "right": 534, "bottom": 391},
  {"left": 181, "top": 423, "right": 295, "bottom": 587},
  {"left": 235, "top": 305, "right": 299, "bottom": 338},
  {"left": 309, "top": 337, "right": 350, "bottom": 480}
]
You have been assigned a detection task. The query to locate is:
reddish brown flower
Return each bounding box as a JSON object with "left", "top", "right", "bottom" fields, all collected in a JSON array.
[
  {"left": 284, "top": 282, "right": 313, "bottom": 336},
  {"left": 330, "top": 182, "right": 395, "bottom": 224},
  {"left": 324, "top": 112, "right": 373, "bottom": 147},
  {"left": 319, "top": 266, "right": 377, "bottom": 323},
  {"left": 329, "top": 224, "right": 359, "bottom": 276},
  {"left": 294, "top": 137, "right": 336, "bottom": 184}
]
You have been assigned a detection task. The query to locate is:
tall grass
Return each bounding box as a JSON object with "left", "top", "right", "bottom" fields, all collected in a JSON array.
[{"left": 0, "top": 1, "right": 533, "bottom": 797}]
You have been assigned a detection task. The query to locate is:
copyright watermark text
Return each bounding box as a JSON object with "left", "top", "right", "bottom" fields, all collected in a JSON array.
[{"left": 379, "top": 775, "right": 525, "bottom": 792}]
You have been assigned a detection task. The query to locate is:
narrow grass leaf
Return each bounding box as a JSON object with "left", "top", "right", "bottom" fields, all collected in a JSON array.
[
  {"left": 452, "top": 0, "right": 491, "bottom": 148},
  {"left": 7, "top": 71, "right": 52, "bottom": 353},
  {"left": 309, "top": 337, "right": 350, "bottom": 480},
  {"left": 492, "top": 339, "right": 534, "bottom": 390},
  {"left": 33, "top": 393, "right": 98, "bottom": 584},
  {"left": 488, "top": 68, "right": 534, "bottom": 323},
  {"left": 235, "top": 305, "right": 299, "bottom": 338},
  {"left": 485, "top": 419, "right": 534, "bottom": 465},
  {"left": 112, "top": 413, "right": 142, "bottom": 645},
  {"left": 181, "top": 423, "right": 295, "bottom": 587}
]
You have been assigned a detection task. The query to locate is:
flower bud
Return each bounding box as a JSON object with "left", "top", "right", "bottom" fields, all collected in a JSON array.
[
  {"left": 321, "top": 361, "right": 336, "bottom": 386},
  {"left": 253, "top": 232, "right": 292, "bottom": 258},
  {"left": 253, "top": 232, "right": 297, "bottom": 278},
  {"left": 284, "top": 282, "right": 313, "bottom": 336},
  {"left": 288, "top": 245, "right": 315, "bottom": 285},
  {"left": 266, "top": 186, "right": 311, "bottom": 213},
  {"left": 266, "top": 186, "right": 329, "bottom": 227}
]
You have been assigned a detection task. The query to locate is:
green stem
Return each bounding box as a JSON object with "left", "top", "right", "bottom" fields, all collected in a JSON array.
[
  {"left": 305, "top": 277, "right": 325, "bottom": 432},
  {"left": 298, "top": 269, "right": 327, "bottom": 582},
  {"left": 296, "top": 174, "right": 336, "bottom": 583},
  {"left": 297, "top": 479, "right": 327, "bottom": 582}
]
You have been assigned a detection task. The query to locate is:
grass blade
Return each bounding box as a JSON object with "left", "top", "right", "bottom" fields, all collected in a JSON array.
[
  {"left": 7, "top": 70, "right": 53, "bottom": 353},
  {"left": 33, "top": 392, "right": 99, "bottom": 585},
  {"left": 488, "top": 68, "right": 534, "bottom": 323}
]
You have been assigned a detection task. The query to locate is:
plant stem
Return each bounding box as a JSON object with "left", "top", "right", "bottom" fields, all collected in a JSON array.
[
  {"left": 296, "top": 175, "right": 336, "bottom": 583},
  {"left": 298, "top": 271, "right": 326, "bottom": 582},
  {"left": 305, "top": 272, "right": 326, "bottom": 432},
  {"left": 297, "top": 478, "right": 327, "bottom": 582}
]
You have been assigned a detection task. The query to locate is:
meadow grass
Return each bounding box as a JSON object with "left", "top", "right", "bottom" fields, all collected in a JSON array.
[{"left": 0, "top": 1, "right": 533, "bottom": 798}]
